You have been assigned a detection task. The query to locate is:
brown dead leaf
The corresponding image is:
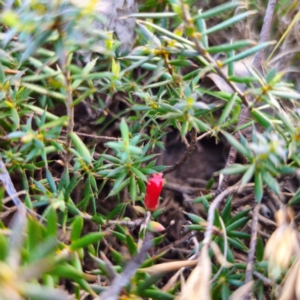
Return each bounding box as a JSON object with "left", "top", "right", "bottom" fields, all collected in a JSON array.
[
  {"left": 264, "top": 208, "right": 300, "bottom": 280},
  {"left": 178, "top": 247, "right": 211, "bottom": 300}
]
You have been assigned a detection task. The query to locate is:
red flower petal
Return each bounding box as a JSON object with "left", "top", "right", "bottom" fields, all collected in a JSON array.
[{"left": 144, "top": 173, "right": 163, "bottom": 211}]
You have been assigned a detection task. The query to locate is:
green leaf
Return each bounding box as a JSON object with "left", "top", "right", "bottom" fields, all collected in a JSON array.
[
  {"left": 21, "top": 284, "right": 67, "bottom": 300},
  {"left": 107, "top": 203, "right": 127, "bottom": 220},
  {"left": 226, "top": 209, "right": 250, "bottom": 226},
  {"left": 228, "top": 237, "right": 248, "bottom": 252},
  {"left": 120, "top": 118, "right": 129, "bottom": 144},
  {"left": 223, "top": 132, "right": 251, "bottom": 159},
  {"left": 222, "top": 164, "right": 251, "bottom": 175},
  {"left": 129, "top": 175, "right": 137, "bottom": 202},
  {"left": 69, "top": 132, "right": 92, "bottom": 164},
  {"left": 194, "top": 2, "right": 243, "bottom": 20},
  {"left": 226, "top": 217, "right": 250, "bottom": 231},
  {"left": 256, "top": 235, "right": 264, "bottom": 261},
  {"left": 21, "top": 82, "right": 66, "bottom": 100},
  {"left": 187, "top": 213, "right": 205, "bottom": 224},
  {"left": 288, "top": 187, "right": 300, "bottom": 205},
  {"left": 136, "top": 274, "right": 164, "bottom": 295},
  {"left": 101, "top": 154, "right": 120, "bottom": 164},
  {"left": 71, "top": 216, "right": 83, "bottom": 242},
  {"left": 108, "top": 177, "right": 130, "bottom": 197},
  {"left": 203, "top": 11, "right": 257, "bottom": 36},
  {"left": 254, "top": 172, "right": 263, "bottom": 202},
  {"left": 130, "top": 166, "right": 148, "bottom": 182},
  {"left": 217, "top": 93, "right": 238, "bottom": 126},
  {"left": 39, "top": 116, "right": 68, "bottom": 130},
  {"left": 126, "top": 233, "right": 137, "bottom": 256},
  {"left": 221, "top": 197, "right": 232, "bottom": 223},
  {"left": 46, "top": 169, "right": 56, "bottom": 193},
  {"left": 222, "top": 41, "right": 275, "bottom": 65},
  {"left": 192, "top": 117, "right": 211, "bottom": 132},
  {"left": 222, "top": 283, "right": 230, "bottom": 300},
  {"left": 227, "top": 231, "right": 250, "bottom": 239},
  {"left": 139, "top": 289, "right": 174, "bottom": 300},
  {"left": 196, "top": 14, "right": 208, "bottom": 48},
  {"left": 112, "top": 231, "right": 127, "bottom": 243},
  {"left": 46, "top": 207, "right": 57, "bottom": 237},
  {"left": 207, "top": 40, "right": 255, "bottom": 54},
  {"left": 70, "top": 232, "right": 105, "bottom": 251},
  {"left": 241, "top": 163, "right": 255, "bottom": 185},
  {"left": 262, "top": 172, "right": 280, "bottom": 194},
  {"left": 205, "top": 177, "right": 215, "bottom": 190},
  {"left": 251, "top": 109, "right": 273, "bottom": 129}
]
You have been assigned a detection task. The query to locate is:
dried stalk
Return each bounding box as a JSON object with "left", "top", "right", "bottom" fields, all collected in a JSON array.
[{"left": 243, "top": 203, "right": 261, "bottom": 300}]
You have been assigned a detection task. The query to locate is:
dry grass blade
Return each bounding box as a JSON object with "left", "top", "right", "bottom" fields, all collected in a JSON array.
[
  {"left": 229, "top": 281, "right": 254, "bottom": 300},
  {"left": 178, "top": 248, "right": 211, "bottom": 300},
  {"left": 139, "top": 259, "right": 198, "bottom": 275},
  {"left": 210, "top": 241, "right": 233, "bottom": 268},
  {"left": 266, "top": 10, "right": 300, "bottom": 64}
]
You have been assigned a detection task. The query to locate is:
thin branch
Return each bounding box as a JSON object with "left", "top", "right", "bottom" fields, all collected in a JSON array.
[
  {"left": 253, "top": 271, "right": 273, "bottom": 286},
  {"left": 253, "top": 0, "right": 277, "bottom": 71},
  {"left": 163, "top": 128, "right": 197, "bottom": 175},
  {"left": 137, "top": 211, "right": 151, "bottom": 251},
  {"left": 232, "top": 193, "right": 254, "bottom": 210},
  {"left": 155, "top": 230, "right": 197, "bottom": 255},
  {"left": 98, "top": 233, "right": 153, "bottom": 300},
  {"left": 58, "top": 27, "right": 74, "bottom": 173},
  {"left": 243, "top": 203, "right": 261, "bottom": 300},
  {"left": 61, "top": 130, "right": 119, "bottom": 142},
  {"left": 210, "top": 216, "right": 229, "bottom": 283}
]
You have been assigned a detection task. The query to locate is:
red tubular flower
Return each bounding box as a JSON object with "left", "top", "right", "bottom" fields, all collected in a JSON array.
[{"left": 144, "top": 173, "right": 163, "bottom": 211}]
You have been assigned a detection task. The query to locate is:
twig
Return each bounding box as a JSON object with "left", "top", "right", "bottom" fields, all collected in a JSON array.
[
  {"left": 100, "top": 252, "right": 118, "bottom": 280},
  {"left": 232, "top": 193, "right": 254, "bottom": 210},
  {"left": 253, "top": 271, "right": 273, "bottom": 286},
  {"left": 3, "top": 190, "right": 27, "bottom": 204},
  {"left": 137, "top": 211, "right": 151, "bottom": 251},
  {"left": 253, "top": 0, "right": 277, "bottom": 71},
  {"left": 155, "top": 230, "right": 197, "bottom": 255},
  {"left": 105, "top": 218, "right": 144, "bottom": 228},
  {"left": 98, "top": 233, "right": 153, "bottom": 300},
  {"left": 163, "top": 128, "right": 197, "bottom": 175},
  {"left": 58, "top": 30, "right": 74, "bottom": 172},
  {"left": 210, "top": 216, "right": 229, "bottom": 283},
  {"left": 164, "top": 181, "right": 209, "bottom": 195},
  {"left": 248, "top": 210, "right": 276, "bottom": 228},
  {"left": 61, "top": 130, "right": 120, "bottom": 142},
  {"left": 243, "top": 203, "right": 261, "bottom": 300},
  {"left": 0, "top": 206, "right": 17, "bottom": 220}
]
